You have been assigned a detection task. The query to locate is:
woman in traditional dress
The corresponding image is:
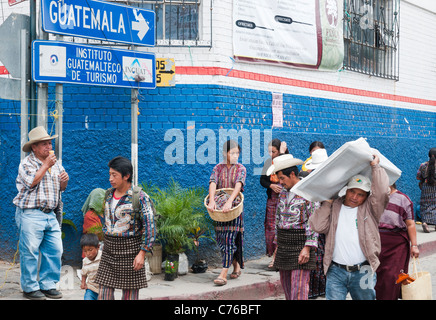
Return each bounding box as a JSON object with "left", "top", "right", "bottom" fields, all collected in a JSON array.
[
  {"left": 207, "top": 140, "right": 246, "bottom": 286},
  {"left": 260, "top": 139, "right": 288, "bottom": 268},
  {"left": 375, "top": 183, "right": 419, "bottom": 300},
  {"left": 417, "top": 148, "right": 436, "bottom": 233}
]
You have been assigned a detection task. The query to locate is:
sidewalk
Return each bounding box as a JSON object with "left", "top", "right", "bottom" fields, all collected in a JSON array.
[{"left": 1, "top": 225, "right": 436, "bottom": 300}]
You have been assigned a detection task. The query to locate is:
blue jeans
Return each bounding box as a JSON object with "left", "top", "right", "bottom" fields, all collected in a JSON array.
[
  {"left": 15, "top": 208, "right": 63, "bottom": 293},
  {"left": 326, "top": 263, "right": 377, "bottom": 300},
  {"left": 84, "top": 289, "right": 99, "bottom": 300}
]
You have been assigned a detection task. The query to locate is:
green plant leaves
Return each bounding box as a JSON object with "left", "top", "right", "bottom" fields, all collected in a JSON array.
[{"left": 142, "top": 179, "right": 215, "bottom": 255}]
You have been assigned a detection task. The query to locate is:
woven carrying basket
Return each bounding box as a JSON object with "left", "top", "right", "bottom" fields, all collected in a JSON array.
[{"left": 204, "top": 188, "right": 244, "bottom": 222}]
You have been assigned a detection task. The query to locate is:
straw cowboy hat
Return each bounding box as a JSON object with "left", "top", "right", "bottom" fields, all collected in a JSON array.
[
  {"left": 22, "top": 126, "right": 58, "bottom": 152},
  {"left": 266, "top": 154, "right": 303, "bottom": 176},
  {"left": 305, "top": 148, "right": 328, "bottom": 170}
]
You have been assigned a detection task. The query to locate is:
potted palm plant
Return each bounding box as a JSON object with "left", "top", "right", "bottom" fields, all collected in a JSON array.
[{"left": 142, "top": 179, "right": 210, "bottom": 280}]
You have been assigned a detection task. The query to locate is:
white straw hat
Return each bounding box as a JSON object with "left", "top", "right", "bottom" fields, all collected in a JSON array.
[
  {"left": 266, "top": 154, "right": 303, "bottom": 176},
  {"left": 305, "top": 148, "right": 328, "bottom": 170},
  {"left": 22, "top": 126, "right": 58, "bottom": 152}
]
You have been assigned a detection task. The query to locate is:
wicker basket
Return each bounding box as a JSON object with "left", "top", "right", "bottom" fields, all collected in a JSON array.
[{"left": 204, "top": 188, "right": 244, "bottom": 222}]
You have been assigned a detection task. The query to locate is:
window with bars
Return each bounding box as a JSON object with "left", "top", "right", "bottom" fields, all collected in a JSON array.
[
  {"left": 133, "top": 0, "right": 209, "bottom": 46},
  {"left": 343, "top": 0, "right": 400, "bottom": 80},
  {"left": 73, "top": 0, "right": 210, "bottom": 47}
]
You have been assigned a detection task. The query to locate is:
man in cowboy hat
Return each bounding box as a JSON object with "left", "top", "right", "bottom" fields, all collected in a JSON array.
[
  {"left": 309, "top": 154, "right": 389, "bottom": 300},
  {"left": 267, "top": 154, "right": 319, "bottom": 300},
  {"left": 13, "top": 126, "right": 69, "bottom": 300}
]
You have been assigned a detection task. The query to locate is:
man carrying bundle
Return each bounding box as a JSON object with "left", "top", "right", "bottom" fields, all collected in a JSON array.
[{"left": 309, "top": 154, "right": 390, "bottom": 300}]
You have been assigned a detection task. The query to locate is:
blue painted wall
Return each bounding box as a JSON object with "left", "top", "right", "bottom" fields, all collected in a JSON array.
[{"left": 1, "top": 83, "right": 435, "bottom": 266}]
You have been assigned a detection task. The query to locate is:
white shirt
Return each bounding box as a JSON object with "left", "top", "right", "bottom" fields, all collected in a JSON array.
[
  {"left": 332, "top": 205, "right": 366, "bottom": 266},
  {"left": 110, "top": 195, "right": 121, "bottom": 215}
]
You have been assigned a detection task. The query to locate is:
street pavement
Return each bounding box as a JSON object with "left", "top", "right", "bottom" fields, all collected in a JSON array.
[{"left": 1, "top": 223, "right": 436, "bottom": 301}]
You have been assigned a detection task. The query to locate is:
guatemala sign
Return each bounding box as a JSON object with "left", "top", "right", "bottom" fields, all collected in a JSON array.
[
  {"left": 41, "top": 0, "right": 155, "bottom": 47},
  {"left": 32, "top": 40, "right": 156, "bottom": 89}
]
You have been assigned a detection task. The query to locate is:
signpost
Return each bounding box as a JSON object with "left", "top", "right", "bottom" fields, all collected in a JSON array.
[
  {"left": 34, "top": 0, "right": 157, "bottom": 185},
  {"left": 32, "top": 40, "right": 156, "bottom": 89},
  {"left": 41, "top": 0, "right": 155, "bottom": 47}
]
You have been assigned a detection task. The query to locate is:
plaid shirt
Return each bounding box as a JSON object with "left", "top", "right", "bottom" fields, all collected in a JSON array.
[
  {"left": 13, "top": 152, "right": 64, "bottom": 211},
  {"left": 103, "top": 187, "right": 156, "bottom": 253}
]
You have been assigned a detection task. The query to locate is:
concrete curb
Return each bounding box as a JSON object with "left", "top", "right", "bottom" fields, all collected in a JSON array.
[{"left": 152, "top": 279, "right": 283, "bottom": 300}]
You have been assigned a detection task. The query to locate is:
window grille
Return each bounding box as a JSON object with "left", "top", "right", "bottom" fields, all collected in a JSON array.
[
  {"left": 64, "top": 0, "right": 211, "bottom": 47},
  {"left": 343, "top": 0, "right": 400, "bottom": 80},
  {"left": 134, "top": 0, "right": 210, "bottom": 46}
]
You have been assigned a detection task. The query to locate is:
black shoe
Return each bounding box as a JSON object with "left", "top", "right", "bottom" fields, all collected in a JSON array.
[
  {"left": 41, "top": 289, "right": 63, "bottom": 299},
  {"left": 23, "top": 290, "right": 46, "bottom": 300}
]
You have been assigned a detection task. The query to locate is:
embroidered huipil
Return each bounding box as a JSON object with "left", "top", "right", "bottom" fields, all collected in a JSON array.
[
  {"left": 13, "top": 151, "right": 64, "bottom": 211},
  {"left": 275, "top": 188, "right": 319, "bottom": 247},
  {"left": 209, "top": 163, "right": 246, "bottom": 232},
  {"left": 103, "top": 187, "right": 156, "bottom": 253}
]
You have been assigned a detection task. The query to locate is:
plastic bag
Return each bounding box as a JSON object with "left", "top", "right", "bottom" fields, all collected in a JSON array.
[{"left": 178, "top": 252, "right": 189, "bottom": 275}]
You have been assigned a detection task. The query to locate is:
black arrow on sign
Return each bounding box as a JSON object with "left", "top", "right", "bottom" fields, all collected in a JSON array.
[{"left": 159, "top": 70, "right": 175, "bottom": 74}]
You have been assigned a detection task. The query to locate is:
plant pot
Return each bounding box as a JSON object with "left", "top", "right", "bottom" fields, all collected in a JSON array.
[
  {"left": 146, "top": 243, "right": 162, "bottom": 274},
  {"left": 191, "top": 259, "right": 208, "bottom": 273},
  {"left": 164, "top": 272, "right": 177, "bottom": 281},
  {"left": 164, "top": 254, "right": 179, "bottom": 281}
]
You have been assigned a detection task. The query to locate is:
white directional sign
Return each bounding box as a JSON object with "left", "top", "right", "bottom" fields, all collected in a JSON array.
[{"left": 41, "top": 0, "right": 155, "bottom": 47}]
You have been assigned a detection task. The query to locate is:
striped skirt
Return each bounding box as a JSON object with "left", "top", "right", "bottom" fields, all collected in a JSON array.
[
  {"left": 95, "top": 235, "right": 147, "bottom": 290},
  {"left": 420, "top": 184, "right": 436, "bottom": 225},
  {"left": 215, "top": 229, "right": 244, "bottom": 269},
  {"left": 279, "top": 269, "right": 311, "bottom": 300}
]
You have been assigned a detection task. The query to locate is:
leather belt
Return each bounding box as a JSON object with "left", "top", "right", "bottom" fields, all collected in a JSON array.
[
  {"left": 39, "top": 208, "right": 53, "bottom": 213},
  {"left": 332, "top": 261, "right": 369, "bottom": 272}
]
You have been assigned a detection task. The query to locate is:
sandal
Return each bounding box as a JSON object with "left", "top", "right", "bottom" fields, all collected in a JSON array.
[
  {"left": 230, "top": 271, "right": 241, "bottom": 279},
  {"left": 213, "top": 277, "right": 227, "bottom": 286}
]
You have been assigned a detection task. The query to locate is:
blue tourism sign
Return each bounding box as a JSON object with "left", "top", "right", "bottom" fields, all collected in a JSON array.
[
  {"left": 41, "top": 0, "right": 155, "bottom": 47},
  {"left": 32, "top": 40, "right": 156, "bottom": 89}
]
